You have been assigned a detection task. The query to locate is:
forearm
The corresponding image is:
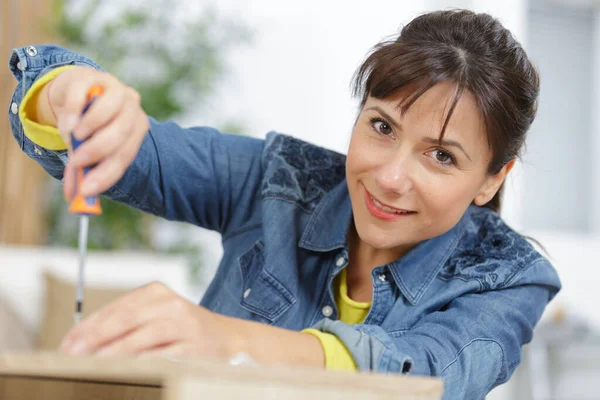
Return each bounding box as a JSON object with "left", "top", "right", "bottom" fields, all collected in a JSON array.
[{"left": 220, "top": 315, "right": 325, "bottom": 368}]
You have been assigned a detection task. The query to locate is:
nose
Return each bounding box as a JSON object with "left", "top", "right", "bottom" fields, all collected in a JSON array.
[{"left": 374, "top": 152, "right": 414, "bottom": 196}]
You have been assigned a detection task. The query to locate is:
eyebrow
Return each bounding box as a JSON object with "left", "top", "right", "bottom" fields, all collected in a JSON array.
[
  {"left": 364, "top": 106, "right": 403, "bottom": 131},
  {"left": 364, "top": 106, "right": 472, "bottom": 161}
]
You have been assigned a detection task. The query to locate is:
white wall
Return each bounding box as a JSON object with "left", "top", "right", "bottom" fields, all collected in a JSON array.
[
  {"left": 593, "top": 9, "right": 600, "bottom": 233},
  {"left": 524, "top": 1, "right": 594, "bottom": 232},
  {"left": 189, "top": 1, "right": 447, "bottom": 152}
]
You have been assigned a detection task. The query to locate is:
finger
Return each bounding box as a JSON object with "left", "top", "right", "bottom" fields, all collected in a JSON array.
[
  {"left": 95, "top": 320, "right": 181, "bottom": 357},
  {"left": 63, "top": 160, "right": 76, "bottom": 201},
  {"left": 63, "top": 282, "right": 170, "bottom": 342},
  {"left": 61, "top": 282, "right": 176, "bottom": 353},
  {"left": 78, "top": 145, "right": 132, "bottom": 197},
  {"left": 69, "top": 102, "right": 136, "bottom": 168},
  {"left": 57, "top": 73, "right": 110, "bottom": 138},
  {"left": 73, "top": 77, "right": 127, "bottom": 141},
  {"left": 79, "top": 117, "right": 148, "bottom": 197},
  {"left": 83, "top": 295, "right": 192, "bottom": 354},
  {"left": 63, "top": 299, "right": 180, "bottom": 356}
]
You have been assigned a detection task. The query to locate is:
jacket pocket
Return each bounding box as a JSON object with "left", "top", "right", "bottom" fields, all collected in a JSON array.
[{"left": 238, "top": 240, "right": 295, "bottom": 324}]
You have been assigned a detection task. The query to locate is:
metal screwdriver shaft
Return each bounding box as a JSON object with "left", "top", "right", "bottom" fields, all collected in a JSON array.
[
  {"left": 74, "top": 215, "right": 89, "bottom": 324},
  {"left": 69, "top": 85, "right": 104, "bottom": 325}
]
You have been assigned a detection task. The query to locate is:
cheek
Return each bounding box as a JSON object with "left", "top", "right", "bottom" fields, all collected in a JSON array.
[
  {"left": 418, "top": 176, "right": 479, "bottom": 220},
  {"left": 346, "top": 135, "right": 366, "bottom": 177},
  {"left": 346, "top": 133, "right": 385, "bottom": 175}
]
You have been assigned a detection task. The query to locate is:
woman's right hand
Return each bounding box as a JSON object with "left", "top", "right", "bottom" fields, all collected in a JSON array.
[{"left": 39, "top": 66, "right": 149, "bottom": 199}]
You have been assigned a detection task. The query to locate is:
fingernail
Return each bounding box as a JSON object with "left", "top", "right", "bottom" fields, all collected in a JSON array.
[
  {"left": 81, "top": 180, "right": 98, "bottom": 196},
  {"left": 70, "top": 340, "right": 88, "bottom": 355}
]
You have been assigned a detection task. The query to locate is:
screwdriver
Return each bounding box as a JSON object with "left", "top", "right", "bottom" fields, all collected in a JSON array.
[{"left": 68, "top": 85, "right": 104, "bottom": 325}]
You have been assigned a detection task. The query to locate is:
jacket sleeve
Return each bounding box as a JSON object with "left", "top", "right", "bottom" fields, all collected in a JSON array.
[
  {"left": 7, "top": 44, "right": 264, "bottom": 236},
  {"left": 310, "top": 259, "right": 561, "bottom": 400}
]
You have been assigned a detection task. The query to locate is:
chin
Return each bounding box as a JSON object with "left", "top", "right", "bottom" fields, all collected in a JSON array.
[{"left": 356, "top": 223, "right": 407, "bottom": 250}]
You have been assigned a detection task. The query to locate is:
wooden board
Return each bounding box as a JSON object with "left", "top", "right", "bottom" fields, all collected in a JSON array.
[
  {"left": 0, "top": 376, "right": 161, "bottom": 400},
  {"left": 0, "top": 352, "right": 444, "bottom": 400},
  {"left": 167, "top": 374, "right": 443, "bottom": 400},
  {"left": 0, "top": 352, "right": 164, "bottom": 400},
  {"left": 0, "top": 352, "right": 168, "bottom": 386}
]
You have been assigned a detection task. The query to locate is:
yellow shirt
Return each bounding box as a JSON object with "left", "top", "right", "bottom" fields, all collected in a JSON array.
[
  {"left": 303, "top": 268, "right": 370, "bottom": 371},
  {"left": 20, "top": 70, "right": 369, "bottom": 372}
]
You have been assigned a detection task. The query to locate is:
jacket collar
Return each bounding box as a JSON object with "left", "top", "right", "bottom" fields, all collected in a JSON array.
[{"left": 300, "top": 180, "right": 470, "bottom": 305}]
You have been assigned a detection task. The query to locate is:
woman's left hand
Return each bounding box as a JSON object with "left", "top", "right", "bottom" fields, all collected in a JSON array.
[{"left": 60, "top": 282, "right": 235, "bottom": 359}]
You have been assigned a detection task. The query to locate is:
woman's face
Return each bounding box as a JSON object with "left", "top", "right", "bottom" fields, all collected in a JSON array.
[{"left": 346, "top": 81, "right": 511, "bottom": 256}]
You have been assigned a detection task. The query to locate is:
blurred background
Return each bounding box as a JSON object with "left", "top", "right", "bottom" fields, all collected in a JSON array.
[{"left": 1, "top": 0, "right": 599, "bottom": 399}]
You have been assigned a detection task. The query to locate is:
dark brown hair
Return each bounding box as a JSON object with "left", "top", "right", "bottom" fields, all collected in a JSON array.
[{"left": 352, "top": 10, "right": 540, "bottom": 213}]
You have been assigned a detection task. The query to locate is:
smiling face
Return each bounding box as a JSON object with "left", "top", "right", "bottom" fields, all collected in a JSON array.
[{"left": 346, "top": 81, "right": 512, "bottom": 259}]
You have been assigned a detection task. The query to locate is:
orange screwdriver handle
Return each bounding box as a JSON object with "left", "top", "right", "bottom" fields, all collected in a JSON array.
[{"left": 68, "top": 86, "right": 104, "bottom": 216}]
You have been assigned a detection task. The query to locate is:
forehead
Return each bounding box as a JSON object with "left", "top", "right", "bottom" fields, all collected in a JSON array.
[{"left": 365, "top": 81, "right": 489, "bottom": 155}]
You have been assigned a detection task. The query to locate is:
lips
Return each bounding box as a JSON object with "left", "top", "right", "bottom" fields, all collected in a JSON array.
[{"left": 364, "top": 188, "right": 416, "bottom": 221}]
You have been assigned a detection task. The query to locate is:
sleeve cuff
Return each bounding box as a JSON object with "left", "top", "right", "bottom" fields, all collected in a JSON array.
[
  {"left": 310, "top": 319, "right": 413, "bottom": 374},
  {"left": 302, "top": 328, "right": 357, "bottom": 371},
  {"left": 19, "top": 65, "right": 74, "bottom": 151}
]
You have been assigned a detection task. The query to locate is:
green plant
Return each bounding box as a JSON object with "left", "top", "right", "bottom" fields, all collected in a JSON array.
[{"left": 45, "top": 0, "right": 251, "bottom": 283}]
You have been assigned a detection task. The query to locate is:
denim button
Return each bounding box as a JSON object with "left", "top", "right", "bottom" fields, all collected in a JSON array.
[
  {"left": 34, "top": 147, "right": 42, "bottom": 156},
  {"left": 11, "top": 102, "right": 18, "bottom": 115},
  {"left": 336, "top": 257, "right": 345, "bottom": 267},
  {"left": 16, "top": 61, "right": 24, "bottom": 71},
  {"left": 322, "top": 305, "right": 333, "bottom": 317},
  {"left": 26, "top": 46, "right": 38, "bottom": 57},
  {"left": 243, "top": 288, "right": 251, "bottom": 299},
  {"left": 378, "top": 274, "right": 387, "bottom": 282}
]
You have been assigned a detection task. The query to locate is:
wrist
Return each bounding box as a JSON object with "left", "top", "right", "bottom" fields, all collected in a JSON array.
[
  {"left": 28, "top": 65, "right": 75, "bottom": 129},
  {"left": 35, "top": 79, "right": 59, "bottom": 128},
  {"left": 45, "top": 78, "right": 59, "bottom": 121},
  {"left": 218, "top": 314, "right": 250, "bottom": 360}
]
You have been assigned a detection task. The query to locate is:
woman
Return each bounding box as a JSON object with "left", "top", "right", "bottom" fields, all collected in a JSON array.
[{"left": 8, "top": 9, "right": 560, "bottom": 399}]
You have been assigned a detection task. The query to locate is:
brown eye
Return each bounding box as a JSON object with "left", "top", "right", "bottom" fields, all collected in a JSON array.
[
  {"left": 426, "top": 149, "right": 456, "bottom": 167},
  {"left": 435, "top": 150, "right": 451, "bottom": 163},
  {"left": 370, "top": 118, "right": 393, "bottom": 136}
]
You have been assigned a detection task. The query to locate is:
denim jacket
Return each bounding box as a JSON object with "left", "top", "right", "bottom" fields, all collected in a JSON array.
[{"left": 8, "top": 45, "right": 561, "bottom": 400}]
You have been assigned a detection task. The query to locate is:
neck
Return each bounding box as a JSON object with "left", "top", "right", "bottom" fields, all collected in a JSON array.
[
  {"left": 344, "top": 221, "right": 416, "bottom": 302},
  {"left": 347, "top": 221, "right": 415, "bottom": 272}
]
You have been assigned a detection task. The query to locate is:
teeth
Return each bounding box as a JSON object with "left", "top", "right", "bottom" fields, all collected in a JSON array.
[{"left": 371, "top": 197, "right": 411, "bottom": 214}]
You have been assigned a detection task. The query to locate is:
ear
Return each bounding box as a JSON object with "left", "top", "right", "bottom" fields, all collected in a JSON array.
[{"left": 473, "top": 159, "right": 516, "bottom": 206}]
